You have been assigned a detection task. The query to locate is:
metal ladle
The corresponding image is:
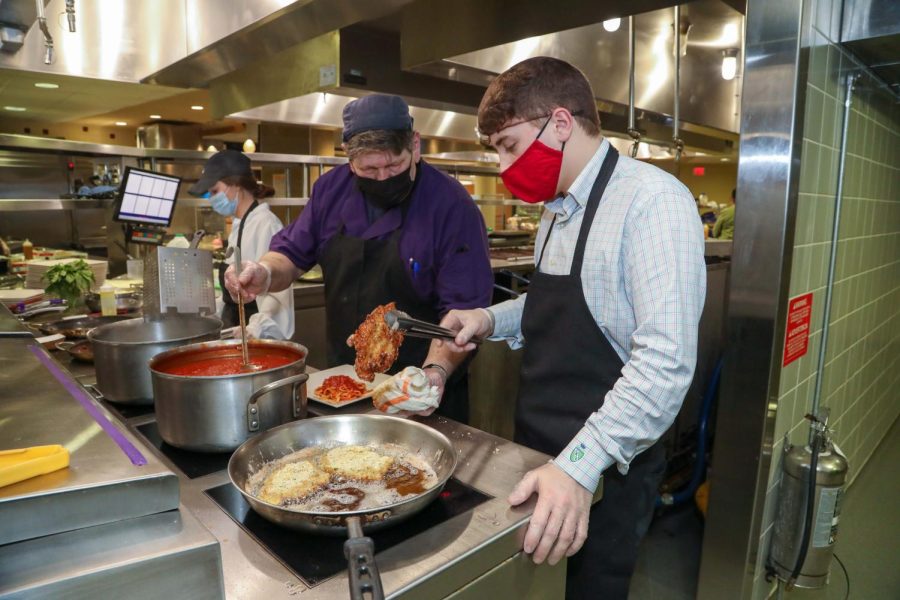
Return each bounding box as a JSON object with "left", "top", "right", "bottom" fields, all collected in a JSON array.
[{"left": 232, "top": 246, "right": 259, "bottom": 372}]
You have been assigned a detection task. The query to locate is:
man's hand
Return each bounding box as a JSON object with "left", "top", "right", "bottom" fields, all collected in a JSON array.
[
  {"left": 438, "top": 308, "right": 493, "bottom": 352},
  {"left": 509, "top": 462, "right": 592, "bottom": 566},
  {"left": 223, "top": 260, "right": 270, "bottom": 303}
]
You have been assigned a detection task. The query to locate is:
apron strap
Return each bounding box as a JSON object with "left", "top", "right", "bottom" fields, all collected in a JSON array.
[
  {"left": 570, "top": 146, "right": 619, "bottom": 276},
  {"left": 236, "top": 199, "right": 259, "bottom": 250},
  {"left": 535, "top": 214, "right": 557, "bottom": 269}
]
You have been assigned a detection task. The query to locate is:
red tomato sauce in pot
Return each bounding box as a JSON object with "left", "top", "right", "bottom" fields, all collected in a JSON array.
[{"left": 155, "top": 346, "right": 301, "bottom": 377}]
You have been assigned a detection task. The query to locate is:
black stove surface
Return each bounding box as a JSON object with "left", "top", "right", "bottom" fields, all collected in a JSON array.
[
  {"left": 205, "top": 478, "right": 492, "bottom": 587},
  {"left": 101, "top": 399, "right": 155, "bottom": 420},
  {"left": 136, "top": 421, "right": 232, "bottom": 479}
]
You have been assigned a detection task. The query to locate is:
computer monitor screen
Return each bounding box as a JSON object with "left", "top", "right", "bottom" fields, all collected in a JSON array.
[{"left": 114, "top": 167, "right": 181, "bottom": 227}]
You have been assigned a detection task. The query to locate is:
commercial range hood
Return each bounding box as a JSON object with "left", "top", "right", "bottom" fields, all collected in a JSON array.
[
  {"left": 841, "top": 0, "right": 900, "bottom": 92},
  {"left": 207, "top": 0, "right": 743, "bottom": 154},
  {"left": 1, "top": 0, "right": 745, "bottom": 154}
]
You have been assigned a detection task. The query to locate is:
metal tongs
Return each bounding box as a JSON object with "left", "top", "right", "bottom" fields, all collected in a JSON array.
[{"left": 384, "top": 309, "right": 481, "bottom": 345}]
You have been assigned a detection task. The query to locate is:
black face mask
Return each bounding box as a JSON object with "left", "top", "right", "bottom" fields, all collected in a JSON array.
[{"left": 355, "top": 162, "right": 415, "bottom": 211}]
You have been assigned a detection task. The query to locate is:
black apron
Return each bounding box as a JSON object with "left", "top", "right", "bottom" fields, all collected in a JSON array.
[
  {"left": 220, "top": 200, "right": 260, "bottom": 328},
  {"left": 515, "top": 146, "right": 666, "bottom": 600},
  {"left": 319, "top": 200, "right": 469, "bottom": 423}
]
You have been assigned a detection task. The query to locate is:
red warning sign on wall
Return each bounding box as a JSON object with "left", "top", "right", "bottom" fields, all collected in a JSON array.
[{"left": 783, "top": 293, "right": 814, "bottom": 366}]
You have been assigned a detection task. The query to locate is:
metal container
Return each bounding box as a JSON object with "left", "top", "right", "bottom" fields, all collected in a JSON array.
[
  {"left": 88, "top": 315, "right": 222, "bottom": 405},
  {"left": 84, "top": 289, "right": 143, "bottom": 313},
  {"left": 149, "top": 339, "right": 309, "bottom": 452},
  {"left": 228, "top": 415, "right": 457, "bottom": 534},
  {"left": 770, "top": 437, "right": 849, "bottom": 588}
]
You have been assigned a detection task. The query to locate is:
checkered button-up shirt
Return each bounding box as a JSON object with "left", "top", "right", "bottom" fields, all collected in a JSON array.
[{"left": 489, "top": 140, "right": 706, "bottom": 493}]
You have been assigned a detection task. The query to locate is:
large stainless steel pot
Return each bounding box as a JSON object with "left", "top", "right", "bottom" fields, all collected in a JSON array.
[
  {"left": 228, "top": 415, "right": 457, "bottom": 534},
  {"left": 149, "top": 339, "right": 309, "bottom": 452},
  {"left": 88, "top": 315, "right": 222, "bottom": 405}
]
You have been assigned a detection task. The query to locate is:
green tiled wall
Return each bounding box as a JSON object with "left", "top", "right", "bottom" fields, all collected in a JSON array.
[{"left": 751, "top": 0, "right": 900, "bottom": 598}]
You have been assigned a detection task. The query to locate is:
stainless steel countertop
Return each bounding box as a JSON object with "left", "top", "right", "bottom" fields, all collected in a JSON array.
[
  {"left": 0, "top": 336, "right": 180, "bottom": 546},
  {"left": 66, "top": 357, "right": 555, "bottom": 599}
]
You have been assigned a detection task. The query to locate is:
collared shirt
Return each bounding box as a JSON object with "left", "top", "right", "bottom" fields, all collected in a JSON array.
[
  {"left": 489, "top": 140, "right": 706, "bottom": 493},
  {"left": 270, "top": 161, "right": 493, "bottom": 315}
]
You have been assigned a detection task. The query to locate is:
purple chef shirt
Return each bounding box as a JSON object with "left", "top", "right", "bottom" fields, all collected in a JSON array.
[{"left": 270, "top": 161, "right": 493, "bottom": 315}]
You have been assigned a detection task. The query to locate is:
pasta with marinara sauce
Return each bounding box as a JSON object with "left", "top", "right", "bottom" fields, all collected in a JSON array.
[{"left": 315, "top": 375, "right": 368, "bottom": 403}]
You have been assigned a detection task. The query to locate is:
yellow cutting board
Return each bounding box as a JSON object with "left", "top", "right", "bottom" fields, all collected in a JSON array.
[{"left": 0, "top": 445, "right": 70, "bottom": 488}]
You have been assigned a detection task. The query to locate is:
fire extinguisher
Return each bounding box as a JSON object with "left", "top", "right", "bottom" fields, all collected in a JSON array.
[{"left": 769, "top": 412, "right": 849, "bottom": 589}]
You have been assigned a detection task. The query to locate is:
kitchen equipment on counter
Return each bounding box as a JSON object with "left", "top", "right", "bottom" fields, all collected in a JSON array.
[
  {"left": 149, "top": 339, "right": 308, "bottom": 452},
  {"left": 384, "top": 309, "right": 482, "bottom": 344},
  {"left": 142, "top": 245, "right": 216, "bottom": 316},
  {"left": 84, "top": 289, "right": 143, "bottom": 314},
  {"left": 56, "top": 339, "right": 93, "bottom": 363},
  {"left": 0, "top": 288, "right": 45, "bottom": 307},
  {"left": 38, "top": 314, "right": 131, "bottom": 339},
  {"left": 0, "top": 445, "right": 70, "bottom": 488},
  {"left": 89, "top": 315, "right": 222, "bottom": 405},
  {"left": 229, "top": 415, "right": 457, "bottom": 533},
  {"left": 228, "top": 414, "right": 457, "bottom": 600}
]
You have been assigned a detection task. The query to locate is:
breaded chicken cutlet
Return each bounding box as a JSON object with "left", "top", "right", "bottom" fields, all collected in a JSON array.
[
  {"left": 258, "top": 460, "right": 330, "bottom": 505},
  {"left": 320, "top": 445, "right": 395, "bottom": 481}
]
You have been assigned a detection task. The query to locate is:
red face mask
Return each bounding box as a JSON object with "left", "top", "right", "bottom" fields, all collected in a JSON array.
[{"left": 499, "top": 117, "right": 564, "bottom": 204}]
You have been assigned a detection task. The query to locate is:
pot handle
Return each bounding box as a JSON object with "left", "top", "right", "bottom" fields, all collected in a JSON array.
[
  {"left": 246, "top": 373, "right": 309, "bottom": 432},
  {"left": 344, "top": 516, "right": 384, "bottom": 600}
]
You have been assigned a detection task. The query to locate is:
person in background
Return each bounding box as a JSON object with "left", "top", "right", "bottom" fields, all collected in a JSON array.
[
  {"left": 438, "top": 57, "right": 705, "bottom": 599},
  {"left": 189, "top": 150, "right": 294, "bottom": 339},
  {"left": 713, "top": 187, "right": 736, "bottom": 239},
  {"left": 222, "top": 94, "right": 493, "bottom": 423}
]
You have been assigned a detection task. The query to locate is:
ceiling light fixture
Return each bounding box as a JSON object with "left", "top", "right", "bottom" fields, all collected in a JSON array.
[
  {"left": 191, "top": 105, "right": 204, "bottom": 111},
  {"left": 721, "top": 48, "right": 739, "bottom": 81},
  {"left": 34, "top": 82, "right": 59, "bottom": 89},
  {"left": 242, "top": 139, "right": 256, "bottom": 153},
  {"left": 115, "top": 121, "right": 127, "bottom": 126},
  {"left": 602, "top": 18, "right": 621, "bottom": 32},
  {"left": 206, "top": 144, "right": 217, "bottom": 152},
  {"left": 150, "top": 114, "right": 162, "bottom": 119},
  {"left": 4, "top": 106, "right": 26, "bottom": 111}
]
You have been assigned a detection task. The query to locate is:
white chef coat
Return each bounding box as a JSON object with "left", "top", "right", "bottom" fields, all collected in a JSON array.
[{"left": 224, "top": 202, "right": 294, "bottom": 339}]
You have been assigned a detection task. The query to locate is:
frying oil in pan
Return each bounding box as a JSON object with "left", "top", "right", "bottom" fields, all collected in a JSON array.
[{"left": 247, "top": 444, "right": 438, "bottom": 512}]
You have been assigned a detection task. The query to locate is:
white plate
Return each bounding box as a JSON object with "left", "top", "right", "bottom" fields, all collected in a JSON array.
[{"left": 306, "top": 365, "right": 391, "bottom": 408}]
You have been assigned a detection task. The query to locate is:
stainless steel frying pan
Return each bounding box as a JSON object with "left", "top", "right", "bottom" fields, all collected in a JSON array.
[
  {"left": 228, "top": 414, "right": 457, "bottom": 600},
  {"left": 228, "top": 414, "right": 457, "bottom": 533}
]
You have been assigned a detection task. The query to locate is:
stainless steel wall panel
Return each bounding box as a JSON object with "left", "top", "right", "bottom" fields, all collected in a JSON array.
[{"left": 695, "top": 0, "right": 808, "bottom": 597}]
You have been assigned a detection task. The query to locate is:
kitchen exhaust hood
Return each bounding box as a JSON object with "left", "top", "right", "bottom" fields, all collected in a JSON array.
[
  {"left": 401, "top": 0, "right": 744, "bottom": 135},
  {"left": 842, "top": 0, "right": 900, "bottom": 92}
]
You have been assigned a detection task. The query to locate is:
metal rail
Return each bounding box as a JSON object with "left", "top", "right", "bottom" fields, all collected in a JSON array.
[{"left": 810, "top": 74, "right": 858, "bottom": 429}]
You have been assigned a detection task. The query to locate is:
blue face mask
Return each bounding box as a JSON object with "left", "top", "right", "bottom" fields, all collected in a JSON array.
[{"left": 209, "top": 189, "right": 237, "bottom": 216}]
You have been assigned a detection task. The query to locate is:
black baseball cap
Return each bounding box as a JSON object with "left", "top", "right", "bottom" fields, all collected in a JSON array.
[
  {"left": 189, "top": 149, "right": 252, "bottom": 195},
  {"left": 342, "top": 94, "right": 413, "bottom": 142}
]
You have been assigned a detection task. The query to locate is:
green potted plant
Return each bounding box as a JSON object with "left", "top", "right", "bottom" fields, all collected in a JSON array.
[{"left": 43, "top": 259, "right": 96, "bottom": 308}]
